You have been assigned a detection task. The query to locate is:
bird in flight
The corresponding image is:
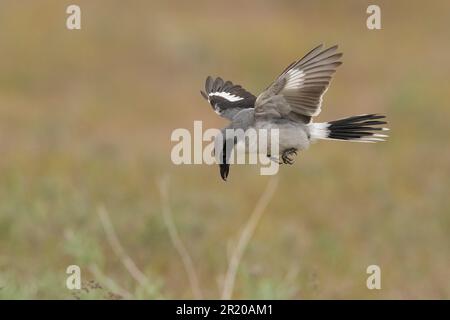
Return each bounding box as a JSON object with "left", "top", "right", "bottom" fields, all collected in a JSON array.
[{"left": 200, "top": 45, "right": 388, "bottom": 181}]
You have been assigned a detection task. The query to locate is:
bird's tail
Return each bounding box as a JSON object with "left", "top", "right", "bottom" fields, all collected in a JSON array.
[{"left": 309, "top": 114, "right": 389, "bottom": 143}]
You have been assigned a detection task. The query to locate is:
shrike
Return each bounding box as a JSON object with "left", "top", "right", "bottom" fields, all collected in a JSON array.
[{"left": 200, "top": 45, "right": 388, "bottom": 180}]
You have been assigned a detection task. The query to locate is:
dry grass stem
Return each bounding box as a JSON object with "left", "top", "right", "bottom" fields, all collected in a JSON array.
[
  {"left": 158, "top": 176, "right": 203, "bottom": 299},
  {"left": 221, "top": 175, "right": 279, "bottom": 300},
  {"left": 97, "top": 206, "right": 150, "bottom": 290},
  {"left": 88, "top": 264, "right": 133, "bottom": 299}
]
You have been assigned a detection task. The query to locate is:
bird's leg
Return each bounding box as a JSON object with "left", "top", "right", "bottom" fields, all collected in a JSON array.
[
  {"left": 281, "top": 148, "right": 297, "bottom": 165},
  {"left": 268, "top": 155, "right": 282, "bottom": 164}
]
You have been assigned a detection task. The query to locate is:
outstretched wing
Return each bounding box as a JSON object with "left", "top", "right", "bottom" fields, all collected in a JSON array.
[
  {"left": 255, "top": 44, "right": 342, "bottom": 123},
  {"left": 201, "top": 76, "right": 256, "bottom": 120}
]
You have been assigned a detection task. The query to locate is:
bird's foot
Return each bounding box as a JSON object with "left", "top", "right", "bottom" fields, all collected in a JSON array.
[
  {"left": 267, "top": 154, "right": 282, "bottom": 164},
  {"left": 281, "top": 148, "right": 297, "bottom": 165}
]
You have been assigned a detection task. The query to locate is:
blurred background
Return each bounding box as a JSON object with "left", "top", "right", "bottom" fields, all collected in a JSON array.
[{"left": 0, "top": 0, "right": 449, "bottom": 299}]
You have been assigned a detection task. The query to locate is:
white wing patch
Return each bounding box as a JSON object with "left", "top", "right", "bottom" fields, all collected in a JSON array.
[
  {"left": 284, "top": 69, "right": 305, "bottom": 90},
  {"left": 208, "top": 91, "right": 244, "bottom": 102}
]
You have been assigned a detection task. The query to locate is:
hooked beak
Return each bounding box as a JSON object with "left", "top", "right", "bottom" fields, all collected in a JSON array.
[{"left": 219, "top": 163, "right": 230, "bottom": 181}]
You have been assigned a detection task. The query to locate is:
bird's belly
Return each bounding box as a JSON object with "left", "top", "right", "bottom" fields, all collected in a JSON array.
[{"left": 254, "top": 121, "right": 310, "bottom": 155}]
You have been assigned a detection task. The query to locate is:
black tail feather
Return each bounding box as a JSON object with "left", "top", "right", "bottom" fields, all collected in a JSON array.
[{"left": 327, "top": 114, "right": 388, "bottom": 142}]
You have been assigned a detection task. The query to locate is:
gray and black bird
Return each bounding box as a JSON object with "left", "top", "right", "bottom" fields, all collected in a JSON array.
[{"left": 200, "top": 45, "right": 388, "bottom": 181}]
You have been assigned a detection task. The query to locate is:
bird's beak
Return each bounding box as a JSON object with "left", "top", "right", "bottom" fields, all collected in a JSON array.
[{"left": 219, "top": 163, "right": 230, "bottom": 181}]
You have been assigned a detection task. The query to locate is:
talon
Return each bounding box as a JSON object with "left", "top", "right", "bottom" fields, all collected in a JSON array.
[{"left": 281, "top": 148, "right": 298, "bottom": 165}]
